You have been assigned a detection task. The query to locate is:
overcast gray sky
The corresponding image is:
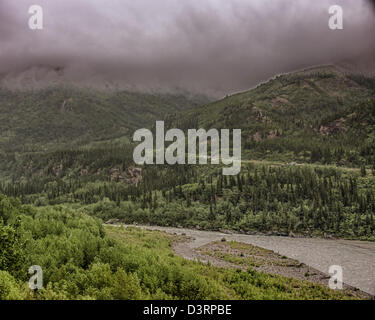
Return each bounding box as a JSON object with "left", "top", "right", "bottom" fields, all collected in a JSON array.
[{"left": 0, "top": 0, "right": 374, "bottom": 96}]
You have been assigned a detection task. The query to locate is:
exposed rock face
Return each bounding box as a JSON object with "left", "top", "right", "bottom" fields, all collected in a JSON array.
[
  {"left": 316, "top": 117, "right": 347, "bottom": 136},
  {"left": 108, "top": 166, "right": 142, "bottom": 184},
  {"left": 271, "top": 97, "right": 289, "bottom": 107},
  {"left": 80, "top": 167, "right": 89, "bottom": 176},
  {"left": 79, "top": 166, "right": 143, "bottom": 185},
  {"left": 127, "top": 167, "right": 142, "bottom": 184},
  {"left": 252, "top": 106, "right": 271, "bottom": 123},
  {"left": 60, "top": 98, "right": 73, "bottom": 112},
  {"left": 252, "top": 130, "right": 279, "bottom": 142},
  {"left": 253, "top": 132, "right": 263, "bottom": 142},
  {"left": 337, "top": 159, "right": 347, "bottom": 167}
]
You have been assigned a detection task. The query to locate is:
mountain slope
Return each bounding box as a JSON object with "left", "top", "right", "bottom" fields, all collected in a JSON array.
[
  {"left": 165, "top": 66, "right": 375, "bottom": 165},
  {"left": 0, "top": 86, "right": 209, "bottom": 152},
  {"left": 1, "top": 66, "right": 374, "bottom": 184}
]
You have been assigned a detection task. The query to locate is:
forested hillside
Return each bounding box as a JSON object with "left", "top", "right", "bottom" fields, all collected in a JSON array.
[
  {"left": 0, "top": 86, "right": 209, "bottom": 152},
  {"left": 166, "top": 66, "right": 375, "bottom": 166}
]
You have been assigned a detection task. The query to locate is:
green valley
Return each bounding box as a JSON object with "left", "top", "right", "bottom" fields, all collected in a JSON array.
[{"left": 0, "top": 66, "right": 374, "bottom": 300}]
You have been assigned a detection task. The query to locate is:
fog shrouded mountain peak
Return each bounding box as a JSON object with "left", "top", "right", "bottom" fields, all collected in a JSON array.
[{"left": 0, "top": 0, "right": 374, "bottom": 96}]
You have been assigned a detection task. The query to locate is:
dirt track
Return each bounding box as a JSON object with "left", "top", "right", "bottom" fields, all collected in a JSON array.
[{"left": 122, "top": 225, "right": 375, "bottom": 296}]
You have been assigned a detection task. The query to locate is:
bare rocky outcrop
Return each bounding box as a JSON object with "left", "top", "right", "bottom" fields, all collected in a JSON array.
[
  {"left": 316, "top": 117, "right": 347, "bottom": 136},
  {"left": 109, "top": 166, "right": 143, "bottom": 184},
  {"left": 60, "top": 98, "right": 73, "bottom": 112}
]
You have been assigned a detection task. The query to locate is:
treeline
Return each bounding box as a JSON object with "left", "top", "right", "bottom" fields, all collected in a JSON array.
[
  {"left": 82, "top": 164, "right": 375, "bottom": 240},
  {"left": 3, "top": 162, "right": 373, "bottom": 240}
]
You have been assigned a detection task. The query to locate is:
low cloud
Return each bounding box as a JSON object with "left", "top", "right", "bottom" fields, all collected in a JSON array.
[{"left": 0, "top": 0, "right": 374, "bottom": 96}]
